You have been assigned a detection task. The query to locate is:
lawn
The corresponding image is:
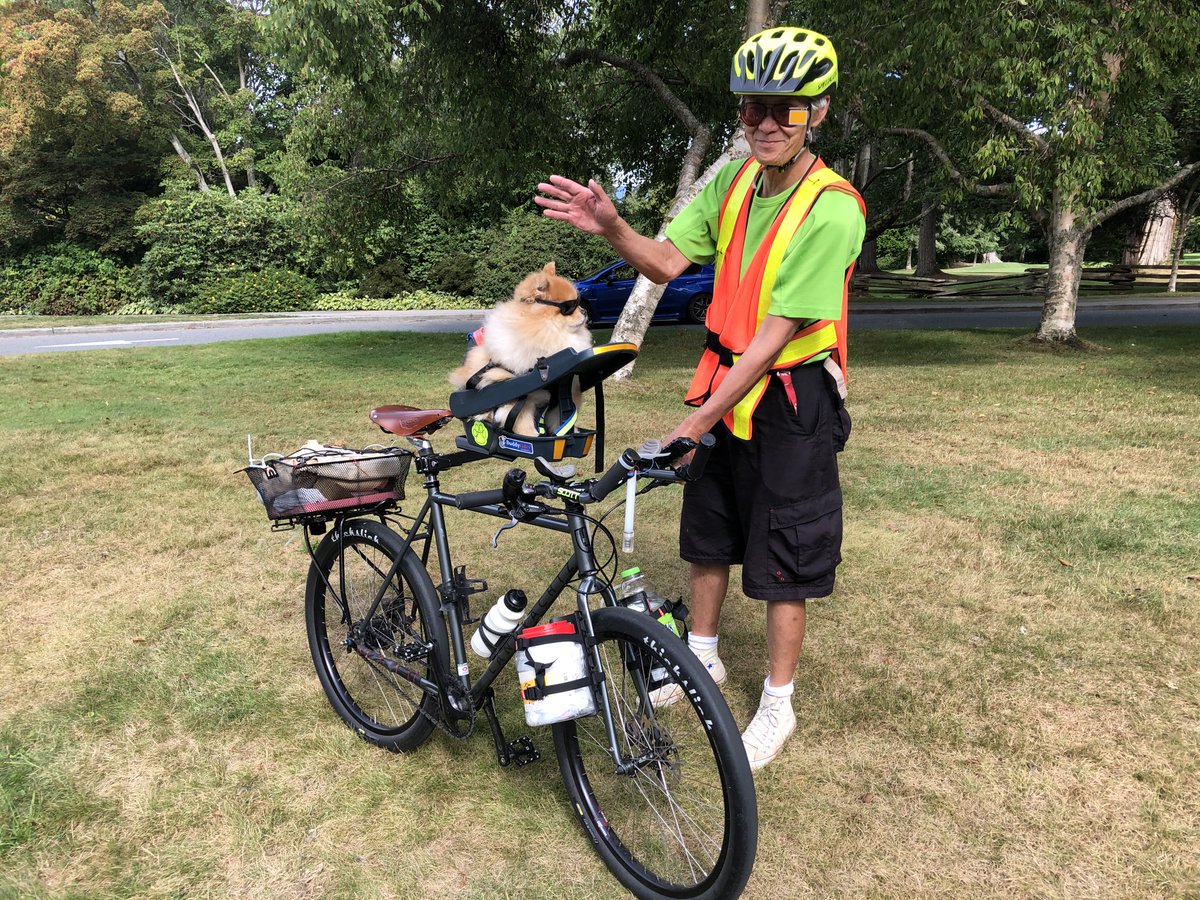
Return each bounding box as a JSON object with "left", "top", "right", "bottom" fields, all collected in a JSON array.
[{"left": 1, "top": 326, "right": 1197, "bottom": 898}]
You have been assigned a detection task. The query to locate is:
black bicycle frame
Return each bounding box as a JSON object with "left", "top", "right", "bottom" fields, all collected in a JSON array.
[{"left": 311, "top": 440, "right": 625, "bottom": 748}]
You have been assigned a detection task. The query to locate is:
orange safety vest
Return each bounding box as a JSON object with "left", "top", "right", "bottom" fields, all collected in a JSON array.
[{"left": 684, "top": 157, "right": 865, "bottom": 440}]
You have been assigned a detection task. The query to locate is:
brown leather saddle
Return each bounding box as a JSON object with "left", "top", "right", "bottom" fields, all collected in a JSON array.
[{"left": 369, "top": 405, "right": 453, "bottom": 437}]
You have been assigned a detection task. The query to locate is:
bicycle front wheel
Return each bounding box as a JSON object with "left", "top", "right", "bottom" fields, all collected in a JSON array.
[
  {"left": 305, "top": 518, "right": 446, "bottom": 752},
  {"left": 553, "top": 606, "right": 757, "bottom": 899}
]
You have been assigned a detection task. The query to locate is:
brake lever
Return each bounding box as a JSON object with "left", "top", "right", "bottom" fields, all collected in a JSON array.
[{"left": 491, "top": 516, "right": 519, "bottom": 548}]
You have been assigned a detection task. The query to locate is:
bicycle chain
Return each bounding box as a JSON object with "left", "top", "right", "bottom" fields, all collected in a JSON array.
[{"left": 358, "top": 647, "right": 477, "bottom": 742}]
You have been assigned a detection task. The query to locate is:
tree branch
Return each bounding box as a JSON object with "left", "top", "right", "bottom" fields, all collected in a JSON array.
[
  {"left": 1087, "top": 160, "right": 1200, "bottom": 231},
  {"left": 973, "top": 92, "right": 1050, "bottom": 154},
  {"left": 559, "top": 47, "right": 711, "bottom": 187},
  {"left": 878, "top": 125, "right": 1014, "bottom": 198}
]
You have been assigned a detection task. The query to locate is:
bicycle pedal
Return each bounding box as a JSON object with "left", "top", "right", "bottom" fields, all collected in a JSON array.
[{"left": 506, "top": 736, "right": 541, "bottom": 767}]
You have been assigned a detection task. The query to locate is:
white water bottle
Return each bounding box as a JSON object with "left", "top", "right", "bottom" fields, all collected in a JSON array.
[{"left": 470, "top": 589, "right": 528, "bottom": 658}]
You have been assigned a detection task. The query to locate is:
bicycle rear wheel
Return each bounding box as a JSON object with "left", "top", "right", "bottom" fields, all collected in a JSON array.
[
  {"left": 553, "top": 606, "right": 757, "bottom": 899},
  {"left": 305, "top": 518, "right": 446, "bottom": 751}
]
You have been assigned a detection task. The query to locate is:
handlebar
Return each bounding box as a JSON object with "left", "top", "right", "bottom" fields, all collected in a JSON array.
[
  {"left": 451, "top": 488, "right": 508, "bottom": 509},
  {"left": 585, "top": 433, "right": 715, "bottom": 503},
  {"left": 451, "top": 433, "right": 715, "bottom": 510}
]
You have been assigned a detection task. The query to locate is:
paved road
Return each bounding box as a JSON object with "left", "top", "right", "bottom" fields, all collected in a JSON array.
[{"left": 1, "top": 298, "right": 1198, "bottom": 356}]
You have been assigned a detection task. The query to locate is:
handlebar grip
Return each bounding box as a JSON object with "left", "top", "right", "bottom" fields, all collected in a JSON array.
[
  {"left": 676, "top": 432, "right": 716, "bottom": 482},
  {"left": 588, "top": 449, "right": 637, "bottom": 502},
  {"left": 452, "top": 488, "right": 508, "bottom": 510}
]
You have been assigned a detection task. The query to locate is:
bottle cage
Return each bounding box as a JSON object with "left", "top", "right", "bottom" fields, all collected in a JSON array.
[{"left": 449, "top": 342, "right": 638, "bottom": 468}]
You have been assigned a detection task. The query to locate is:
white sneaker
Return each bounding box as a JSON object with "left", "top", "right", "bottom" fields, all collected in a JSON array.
[
  {"left": 741, "top": 690, "right": 796, "bottom": 771},
  {"left": 650, "top": 645, "right": 727, "bottom": 708}
]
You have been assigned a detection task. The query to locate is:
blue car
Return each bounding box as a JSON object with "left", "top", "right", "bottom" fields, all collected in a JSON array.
[{"left": 573, "top": 260, "right": 714, "bottom": 326}]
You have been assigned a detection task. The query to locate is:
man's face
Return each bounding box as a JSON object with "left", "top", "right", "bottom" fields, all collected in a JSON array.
[{"left": 739, "top": 95, "right": 825, "bottom": 167}]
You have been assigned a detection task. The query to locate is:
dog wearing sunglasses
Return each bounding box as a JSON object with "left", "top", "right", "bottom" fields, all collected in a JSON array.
[{"left": 450, "top": 262, "right": 592, "bottom": 436}]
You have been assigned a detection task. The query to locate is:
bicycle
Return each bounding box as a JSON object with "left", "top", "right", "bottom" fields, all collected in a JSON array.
[{"left": 247, "top": 344, "right": 758, "bottom": 899}]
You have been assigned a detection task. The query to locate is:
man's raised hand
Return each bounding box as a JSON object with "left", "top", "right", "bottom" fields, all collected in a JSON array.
[{"left": 534, "top": 176, "right": 619, "bottom": 236}]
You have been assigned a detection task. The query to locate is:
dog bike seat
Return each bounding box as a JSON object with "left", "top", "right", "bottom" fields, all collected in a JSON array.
[{"left": 448, "top": 342, "right": 638, "bottom": 463}]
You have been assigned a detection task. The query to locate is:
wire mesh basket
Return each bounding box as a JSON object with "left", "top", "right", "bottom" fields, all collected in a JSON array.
[{"left": 243, "top": 445, "right": 412, "bottom": 521}]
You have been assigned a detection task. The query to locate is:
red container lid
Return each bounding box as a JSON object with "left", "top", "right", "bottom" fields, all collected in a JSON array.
[{"left": 520, "top": 619, "right": 576, "bottom": 640}]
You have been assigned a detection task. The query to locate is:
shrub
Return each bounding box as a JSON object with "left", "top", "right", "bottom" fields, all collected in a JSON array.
[
  {"left": 114, "top": 298, "right": 173, "bottom": 316},
  {"left": 135, "top": 188, "right": 311, "bottom": 308},
  {"left": 428, "top": 253, "right": 478, "bottom": 296},
  {"left": 0, "top": 244, "right": 146, "bottom": 315},
  {"left": 189, "top": 268, "right": 318, "bottom": 314},
  {"left": 471, "top": 209, "right": 612, "bottom": 302},
  {"left": 312, "top": 289, "right": 483, "bottom": 311},
  {"left": 359, "top": 258, "right": 414, "bottom": 297}
]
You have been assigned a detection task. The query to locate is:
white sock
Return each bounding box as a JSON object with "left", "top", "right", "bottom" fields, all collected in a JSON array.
[
  {"left": 688, "top": 633, "right": 718, "bottom": 653},
  {"left": 763, "top": 677, "right": 794, "bottom": 699}
]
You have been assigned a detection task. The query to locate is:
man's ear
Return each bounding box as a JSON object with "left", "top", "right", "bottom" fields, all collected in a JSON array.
[{"left": 808, "top": 95, "right": 831, "bottom": 128}]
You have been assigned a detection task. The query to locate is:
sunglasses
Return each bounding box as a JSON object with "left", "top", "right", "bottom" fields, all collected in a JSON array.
[
  {"left": 534, "top": 298, "right": 581, "bottom": 316},
  {"left": 738, "top": 101, "right": 810, "bottom": 128}
]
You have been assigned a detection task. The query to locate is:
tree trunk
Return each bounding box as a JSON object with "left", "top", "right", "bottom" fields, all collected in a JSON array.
[
  {"left": 982, "top": 251, "right": 1002, "bottom": 263},
  {"left": 1123, "top": 195, "right": 1176, "bottom": 266},
  {"left": 905, "top": 242, "right": 913, "bottom": 270},
  {"left": 856, "top": 239, "right": 880, "bottom": 273},
  {"left": 169, "top": 133, "right": 209, "bottom": 191},
  {"left": 609, "top": 134, "right": 751, "bottom": 379},
  {"left": 915, "top": 204, "right": 942, "bottom": 277},
  {"left": 1036, "top": 202, "right": 1088, "bottom": 344},
  {"left": 1168, "top": 189, "right": 1197, "bottom": 293}
]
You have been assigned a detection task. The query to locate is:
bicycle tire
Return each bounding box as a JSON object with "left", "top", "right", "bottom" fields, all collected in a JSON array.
[
  {"left": 305, "top": 518, "right": 446, "bottom": 752},
  {"left": 553, "top": 606, "right": 757, "bottom": 899}
]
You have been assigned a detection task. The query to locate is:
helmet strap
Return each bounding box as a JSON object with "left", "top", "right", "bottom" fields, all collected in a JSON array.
[{"left": 761, "top": 141, "right": 809, "bottom": 173}]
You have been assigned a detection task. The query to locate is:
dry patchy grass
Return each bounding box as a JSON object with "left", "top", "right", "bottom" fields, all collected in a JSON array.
[{"left": 1, "top": 326, "right": 1198, "bottom": 898}]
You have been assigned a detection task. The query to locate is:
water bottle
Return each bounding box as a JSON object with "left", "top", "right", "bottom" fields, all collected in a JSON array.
[
  {"left": 618, "top": 567, "right": 679, "bottom": 637},
  {"left": 470, "top": 589, "right": 528, "bottom": 658}
]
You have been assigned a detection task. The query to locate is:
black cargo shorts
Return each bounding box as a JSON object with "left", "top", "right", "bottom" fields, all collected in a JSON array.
[{"left": 679, "top": 360, "right": 849, "bottom": 600}]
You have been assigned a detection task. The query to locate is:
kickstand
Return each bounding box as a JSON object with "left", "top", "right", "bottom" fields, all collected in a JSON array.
[{"left": 481, "top": 688, "right": 540, "bottom": 767}]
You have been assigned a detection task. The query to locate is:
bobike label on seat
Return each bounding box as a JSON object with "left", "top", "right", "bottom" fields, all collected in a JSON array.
[{"left": 499, "top": 435, "right": 534, "bottom": 455}]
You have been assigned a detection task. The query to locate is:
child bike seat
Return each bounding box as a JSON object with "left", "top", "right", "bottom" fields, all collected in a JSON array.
[{"left": 449, "top": 342, "right": 638, "bottom": 463}]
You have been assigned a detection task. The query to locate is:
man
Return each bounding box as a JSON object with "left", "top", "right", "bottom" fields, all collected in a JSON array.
[{"left": 535, "top": 26, "right": 865, "bottom": 770}]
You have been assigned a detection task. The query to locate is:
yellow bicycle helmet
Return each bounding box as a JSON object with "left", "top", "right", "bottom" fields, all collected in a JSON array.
[{"left": 730, "top": 27, "right": 838, "bottom": 97}]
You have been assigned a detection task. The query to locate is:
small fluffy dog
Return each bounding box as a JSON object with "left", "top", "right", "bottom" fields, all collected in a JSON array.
[{"left": 450, "top": 262, "right": 592, "bottom": 436}]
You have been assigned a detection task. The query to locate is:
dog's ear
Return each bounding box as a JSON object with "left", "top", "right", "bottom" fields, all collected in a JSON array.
[{"left": 543, "top": 261, "right": 557, "bottom": 276}]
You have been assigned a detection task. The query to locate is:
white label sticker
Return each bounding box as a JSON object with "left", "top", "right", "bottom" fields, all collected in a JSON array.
[{"left": 457, "top": 662, "right": 469, "bottom": 676}]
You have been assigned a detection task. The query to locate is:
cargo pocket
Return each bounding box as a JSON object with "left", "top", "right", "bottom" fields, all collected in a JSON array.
[
  {"left": 833, "top": 404, "right": 851, "bottom": 452},
  {"left": 767, "top": 488, "right": 843, "bottom": 582}
]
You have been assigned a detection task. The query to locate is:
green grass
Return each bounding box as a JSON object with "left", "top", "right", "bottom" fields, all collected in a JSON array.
[{"left": 1, "top": 327, "right": 1198, "bottom": 897}]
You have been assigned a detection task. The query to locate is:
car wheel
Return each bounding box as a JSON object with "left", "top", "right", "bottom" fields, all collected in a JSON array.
[{"left": 686, "top": 292, "right": 711, "bottom": 325}]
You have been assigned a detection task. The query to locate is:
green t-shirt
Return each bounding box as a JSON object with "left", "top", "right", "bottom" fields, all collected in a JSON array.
[{"left": 665, "top": 159, "right": 866, "bottom": 322}]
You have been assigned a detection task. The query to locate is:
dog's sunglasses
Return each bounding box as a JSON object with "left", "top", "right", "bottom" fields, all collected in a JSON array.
[
  {"left": 533, "top": 298, "right": 582, "bottom": 316},
  {"left": 737, "top": 101, "right": 810, "bottom": 128}
]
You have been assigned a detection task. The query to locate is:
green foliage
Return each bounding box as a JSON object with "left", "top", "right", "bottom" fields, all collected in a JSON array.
[
  {"left": 312, "top": 289, "right": 482, "bottom": 311},
  {"left": 135, "top": 188, "right": 311, "bottom": 307},
  {"left": 190, "top": 268, "right": 318, "bottom": 314},
  {"left": 874, "top": 228, "right": 912, "bottom": 269},
  {"left": 472, "top": 208, "right": 614, "bottom": 302},
  {"left": 427, "top": 253, "right": 478, "bottom": 296},
  {"left": 359, "top": 259, "right": 414, "bottom": 298},
  {"left": 0, "top": 244, "right": 146, "bottom": 315}
]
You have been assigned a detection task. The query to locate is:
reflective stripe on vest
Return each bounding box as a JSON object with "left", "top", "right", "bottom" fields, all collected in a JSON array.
[{"left": 685, "top": 157, "right": 865, "bottom": 440}]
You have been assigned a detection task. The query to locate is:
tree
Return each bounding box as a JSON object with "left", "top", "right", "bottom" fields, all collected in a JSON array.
[
  {"left": 0, "top": 0, "right": 286, "bottom": 256},
  {"left": 846, "top": 0, "right": 1200, "bottom": 344}
]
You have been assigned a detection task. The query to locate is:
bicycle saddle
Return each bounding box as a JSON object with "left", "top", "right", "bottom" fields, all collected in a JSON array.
[{"left": 370, "top": 405, "right": 453, "bottom": 436}]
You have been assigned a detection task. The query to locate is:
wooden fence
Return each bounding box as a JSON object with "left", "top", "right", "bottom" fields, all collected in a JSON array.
[{"left": 851, "top": 264, "right": 1200, "bottom": 300}]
